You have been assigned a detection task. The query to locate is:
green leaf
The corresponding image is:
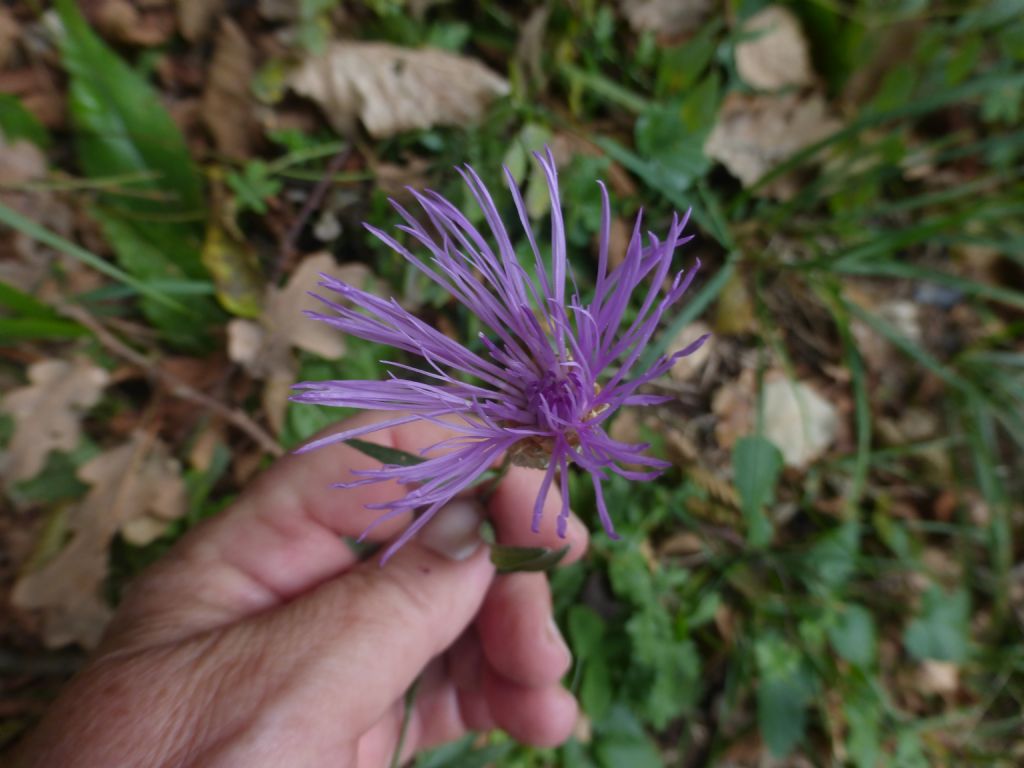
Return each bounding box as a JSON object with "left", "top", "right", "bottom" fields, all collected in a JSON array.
[
  {"left": 0, "top": 281, "right": 60, "bottom": 317},
  {"left": 560, "top": 739, "right": 598, "bottom": 768},
  {"left": 733, "top": 435, "right": 782, "bottom": 548},
  {"left": 580, "top": 652, "right": 613, "bottom": 721},
  {"left": 903, "top": 586, "right": 970, "bottom": 663},
  {"left": 226, "top": 161, "right": 282, "bottom": 215},
  {"left": 805, "top": 522, "right": 860, "bottom": 589},
  {"left": 828, "top": 603, "right": 877, "bottom": 668},
  {"left": 756, "top": 633, "right": 815, "bottom": 757},
  {"left": 490, "top": 544, "right": 569, "bottom": 574},
  {"left": 414, "top": 734, "right": 514, "bottom": 768},
  {"left": 90, "top": 207, "right": 217, "bottom": 349},
  {"left": 593, "top": 706, "right": 663, "bottom": 768},
  {"left": 0, "top": 201, "right": 181, "bottom": 310},
  {"left": 656, "top": 22, "right": 718, "bottom": 95},
  {"left": 568, "top": 605, "right": 606, "bottom": 660},
  {"left": 9, "top": 445, "right": 95, "bottom": 506},
  {"left": 568, "top": 606, "right": 614, "bottom": 720},
  {"left": 0, "top": 317, "right": 89, "bottom": 341},
  {"left": 844, "top": 680, "right": 883, "bottom": 768},
  {"left": 894, "top": 730, "right": 929, "bottom": 768},
  {"left": 199, "top": 217, "right": 265, "bottom": 318},
  {"left": 55, "top": 0, "right": 203, "bottom": 218},
  {"left": 0, "top": 94, "right": 51, "bottom": 148},
  {"left": 54, "top": 0, "right": 218, "bottom": 347},
  {"left": 791, "top": 1, "right": 865, "bottom": 94},
  {"left": 346, "top": 438, "right": 426, "bottom": 467},
  {"left": 633, "top": 75, "right": 719, "bottom": 195}
]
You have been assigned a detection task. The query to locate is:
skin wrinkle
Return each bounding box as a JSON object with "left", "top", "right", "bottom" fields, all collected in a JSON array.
[
  {"left": 192, "top": 610, "right": 355, "bottom": 764},
  {"left": 53, "top": 640, "right": 212, "bottom": 767},
  {"left": 106, "top": 543, "right": 280, "bottom": 649}
]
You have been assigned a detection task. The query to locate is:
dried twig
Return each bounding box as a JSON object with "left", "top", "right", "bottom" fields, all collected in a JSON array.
[
  {"left": 63, "top": 305, "right": 284, "bottom": 457},
  {"left": 275, "top": 148, "right": 351, "bottom": 282}
]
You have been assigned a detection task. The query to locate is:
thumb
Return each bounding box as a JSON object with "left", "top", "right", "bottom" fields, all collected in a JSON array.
[{"left": 250, "top": 498, "right": 495, "bottom": 736}]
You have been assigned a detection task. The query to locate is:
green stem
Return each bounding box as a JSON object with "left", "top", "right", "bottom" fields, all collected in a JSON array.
[
  {"left": 478, "top": 454, "right": 514, "bottom": 505},
  {"left": 388, "top": 675, "right": 422, "bottom": 768}
]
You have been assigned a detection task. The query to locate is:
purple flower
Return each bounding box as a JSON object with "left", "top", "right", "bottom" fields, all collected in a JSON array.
[{"left": 292, "top": 149, "right": 707, "bottom": 561}]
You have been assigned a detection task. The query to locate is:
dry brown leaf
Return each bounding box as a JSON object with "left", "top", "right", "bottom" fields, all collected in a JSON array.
[
  {"left": 1, "top": 359, "right": 110, "bottom": 484},
  {"left": 711, "top": 369, "right": 756, "bottom": 450},
  {"left": 0, "top": 136, "right": 77, "bottom": 293},
  {"left": 609, "top": 407, "right": 643, "bottom": 446},
  {"left": 228, "top": 253, "right": 373, "bottom": 376},
  {"left": 95, "top": 0, "right": 176, "bottom": 46},
  {"left": 176, "top": 0, "right": 224, "bottom": 40},
  {"left": 202, "top": 18, "right": 256, "bottom": 160},
  {"left": 0, "top": 6, "right": 20, "bottom": 68},
  {"left": 762, "top": 373, "right": 839, "bottom": 469},
  {"left": 11, "top": 432, "right": 186, "bottom": 647},
  {"left": 658, "top": 531, "right": 704, "bottom": 557},
  {"left": 618, "top": 0, "right": 713, "bottom": 38},
  {"left": 188, "top": 421, "right": 225, "bottom": 471},
  {"left": 714, "top": 270, "right": 756, "bottom": 335},
  {"left": 605, "top": 215, "right": 632, "bottom": 271},
  {"left": 704, "top": 92, "right": 842, "bottom": 199},
  {"left": 277, "top": 255, "right": 376, "bottom": 358},
  {"left": 289, "top": 42, "right": 509, "bottom": 139},
  {"left": 850, "top": 296, "right": 921, "bottom": 374},
  {"left": 735, "top": 6, "right": 814, "bottom": 91},
  {"left": 257, "top": 0, "right": 298, "bottom": 21},
  {"left": 228, "top": 253, "right": 381, "bottom": 432},
  {"left": 0, "top": 66, "right": 64, "bottom": 128},
  {"left": 916, "top": 660, "right": 960, "bottom": 696},
  {"left": 0, "top": 134, "right": 45, "bottom": 185},
  {"left": 515, "top": 5, "right": 551, "bottom": 92},
  {"left": 373, "top": 156, "right": 434, "bottom": 200},
  {"left": 668, "top": 321, "right": 713, "bottom": 381}
]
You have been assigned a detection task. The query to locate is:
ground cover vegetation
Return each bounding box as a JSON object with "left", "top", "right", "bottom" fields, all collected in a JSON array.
[{"left": 1, "top": 0, "right": 1023, "bottom": 765}]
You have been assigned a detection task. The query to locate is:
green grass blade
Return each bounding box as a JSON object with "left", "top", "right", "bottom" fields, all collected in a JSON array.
[
  {"left": 0, "top": 317, "right": 90, "bottom": 341},
  {"left": 0, "top": 201, "right": 182, "bottom": 310}
]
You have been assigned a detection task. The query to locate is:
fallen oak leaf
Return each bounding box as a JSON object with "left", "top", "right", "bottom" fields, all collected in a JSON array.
[
  {"left": 734, "top": 6, "right": 815, "bottom": 91},
  {"left": 201, "top": 18, "right": 257, "bottom": 160},
  {"left": 704, "top": 92, "right": 842, "bottom": 199},
  {"left": 11, "top": 431, "right": 186, "bottom": 648},
  {"left": 0, "top": 7, "right": 19, "bottom": 68},
  {"left": 0, "top": 358, "right": 109, "bottom": 484},
  {"left": 176, "top": 0, "right": 225, "bottom": 41},
  {"left": 228, "top": 252, "right": 374, "bottom": 377},
  {"left": 289, "top": 41, "right": 509, "bottom": 139},
  {"left": 617, "top": 0, "right": 713, "bottom": 38},
  {"left": 762, "top": 373, "right": 839, "bottom": 469},
  {"left": 228, "top": 253, "right": 383, "bottom": 433},
  {"left": 0, "top": 134, "right": 78, "bottom": 294},
  {"left": 94, "top": 0, "right": 176, "bottom": 47}
]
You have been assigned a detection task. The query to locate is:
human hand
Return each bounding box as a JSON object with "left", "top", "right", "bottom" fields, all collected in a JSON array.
[{"left": 14, "top": 413, "right": 589, "bottom": 767}]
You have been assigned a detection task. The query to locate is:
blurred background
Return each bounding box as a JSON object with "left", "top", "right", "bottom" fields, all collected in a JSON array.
[{"left": 1, "top": 0, "right": 1022, "bottom": 765}]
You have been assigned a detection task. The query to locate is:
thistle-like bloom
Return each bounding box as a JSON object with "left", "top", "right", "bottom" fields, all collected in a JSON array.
[{"left": 292, "top": 149, "right": 707, "bottom": 561}]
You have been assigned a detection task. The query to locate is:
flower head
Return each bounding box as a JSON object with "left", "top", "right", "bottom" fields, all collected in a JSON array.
[{"left": 292, "top": 149, "right": 707, "bottom": 561}]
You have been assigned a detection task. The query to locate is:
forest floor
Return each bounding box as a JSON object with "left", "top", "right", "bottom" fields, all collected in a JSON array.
[{"left": 1, "top": 1, "right": 1023, "bottom": 766}]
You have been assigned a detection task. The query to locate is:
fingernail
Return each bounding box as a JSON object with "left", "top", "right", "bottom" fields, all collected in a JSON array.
[
  {"left": 546, "top": 614, "right": 571, "bottom": 663},
  {"left": 421, "top": 499, "right": 485, "bottom": 561}
]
